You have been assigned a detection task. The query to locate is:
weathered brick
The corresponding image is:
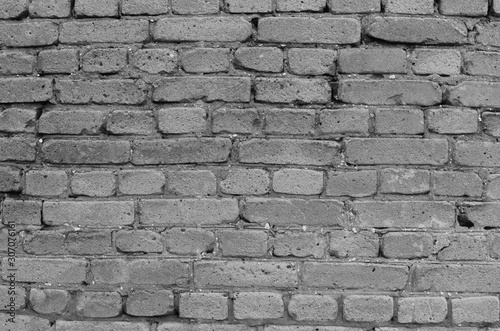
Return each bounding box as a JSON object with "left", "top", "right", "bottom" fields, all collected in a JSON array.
[
  {"left": 195, "top": 260, "right": 298, "bottom": 288},
  {"left": 455, "top": 141, "right": 500, "bottom": 167},
  {"left": 140, "top": 198, "right": 238, "bottom": 225},
  {"left": 0, "top": 78, "right": 52, "bottom": 103},
  {"left": 118, "top": 170, "right": 165, "bottom": 195},
  {"left": 158, "top": 107, "right": 206, "bottom": 134},
  {"left": 2, "top": 257, "right": 86, "bottom": 283},
  {"left": 43, "top": 201, "right": 134, "bottom": 227},
  {"left": 115, "top": 230, "right": 163, "bottom": 253},
  {"left": 235, "top": 47, "right": 283, "bottom": 73},
  {"left": 364, "top": 16, "right": 468, "bottom": 44},
  {"left": 329, "top": 230, "right": 379, "bottom": 258},
  {"left": 158, "top": 323, "right": 254, "bottom": 331},
  {"left": 122, "top": 0, "right": 168, "bottom": 15},
  {"left": 242, "top": 198, "right": 345, "bottom": 226},
  {"left": 153, "top": 77, "right": 251, "bottom": 102},
  {"left": 39, "top": 110, "right": 105, "bottom": 135},
  {"left": 319, "top": 108, "right": 370, "bottom": 135},
  {"left": 23, "top": 230, "right": 66, "bottom": 255},
  {"left": 181, "top": 48, "right": 230, "bottom": 73},
  {"left": 374, "top": 108, "right": 424, "bottom": 134},
  {"left": 465, "top": 51, "right": 500, "bottom": 77},
  {"left": 132, "top": 48, "right": 177, "bottom": 74},
  {"left": 487, "top": 174, "right": 500, "bottom": 199},
  {"left": 329, "top": 0, "right": 380, "bottom": 13},
  {"left": 172, "top": 0, "right": 219, "bottom": 14},
  {"left": 382, "top": 232, "right": 433, "bottom": 258},
  {"left": 380, "top": 168, "right": 430, "bottom": 194},
  {"left": 25, "top": 170, "right": 68, "bottom": 197},
  {"left": 303, "top": 263, "right": 408, "bottom": 290},
  {"left": 452, "top": 297, "right": 500, "bottom": 324},
  {"left": 38, "top": 49, "right": 79, "bottom": 74},
  {"left": 164, "top": 228, "right": 215, "bottom": 255},
  {"left": 29, "top": 0, "right": 71, "bottom": 17},
  {"left": 412, "top": 49, "right": 462, "bottom": 75},
  {"left": 339, "top": 48, "right": 406, "bottom": 74},
  {"left": 440, "top": 0, "right": 487, "bottom": 16},
  {"left": 60, "top": 20, "right": 149, "bottom": 44},
  {"left": 338, "top": 79, "right": 442, "bottom": 106},
  {"left": 256, "top": 77, "right": 330, "bottom": 103},
  {"left": 0, "top": 314, "right": 51, "bottom": 331},
  {"left": 166, "top": 170, "right": 217, "bottom": 196},
  {"left": 397, "top": 297, "right": 448, "bottom": 323},
  {"left": 288, "top": 294, "right": 338, "bottom": 321},
  {"left": 71, "top": 171, "right": 115, "bottom": 197},
  {"left": 75, "top": 0, "right": 119, "bottom": 17},
  {"left": 491, "top": 233, "right": 500, "bottom": 258},
  {"left": 383, "top": 0, "right": 434, "bottom": 14},
  {"left": 57, "top": 79, "right": 147, "bottom": 104},
  {"left": 264, "top": 109, "right": 315, "bottom": 135},
  {"left": 226, "top": 0, "right": 272, "bottom": 12},
  {"left": 42, "top": 140, "right": 130, "bottom": 164},
  {"left": 265, "top": 327, "right": 363, "bottom": 331},
  {"left": 154, "top": 17, "right": 252, "bottom": 42},
  {"left": 234, "top": 292, "right": 284, "bottom": 319},
  {"left": 179, "top": 292, "right": 228, "bottom": 320},
  {"left": 344, "top": 295, "right": 393, "bottom": 322},
  {"left": 107, "top": 110, "right": 155, "bottom": 135},
  {"left": 273, "top": 169, "right": 323, "bottom": 195},
  {"left": 126, "top": 290, "right": 174, "bottom": 316},
  {"left": 0, "top": 51, "right": 36, "bottom": 75},
  {"left": 30, "top": 289, "right": 70, "bottom": 314},
  {"left": 461, "top": 203, "right": 500, "bottom": 228},
  {"left": 56, "top": 321, "right": 149, "bottom": 331},
  {"left": 0, "top": 107, "right": 37, "bottom": 133},
  {"left": 273, "top": 232, "right": 325, "bottom": 258},
  {"left": 239, "top": 139, "right": 340, "bottom": 166},
  {"left": 277, "top": 0, "right": 326, "bottom": 11},
  {"left": 437, "top": 234, "right": 488, "bottom": 261},
  {"left": 2, "top": 199, "right": 42, "bottom": 225},
  {"left": 82, "top": 48, "right": 127, "bottom": 73},
  {"left": 0, "top": 138, "right": 36, "bottom": 162},
  {"left": 66, "top": 231, "right": 112, "bottom": 255},
  {"left": 428, "top": 108, "right": 478, "bottom": 134},
  {"left": 326, "top": 170, "right": 377, "bottom": 197},
  {"left": 477, "top": 22, "right": 500, "bottom": 47},
  {"left": 0, "top": 22, "right": 58, "bottom": 47},
  {"left": 483, "top": 112, "right": 500, "bottom": 137},
  {"left": 288, "top": 48, "right": 336, "bottom": 76},
  {"left": 218, "top": 230, "right": 268, "bottom": 257},
  {"left": 352, "top": 201, "right": 456, "bottom": 229},
  {"left": 258, "top": 17, "right": 360, "bottom": 44},
  {"left": 76, "top": 291, "right": 122, "bottom": 318},
  {"left": 220, "top": 168, "right": 269, "bottom": 195},
  {"left": 434, "top": 171, "right": 482, "bottom": 197},
  {"left": 0, "top": 285, "right": 26, "bottom": 310},
  {"left": 0, "top": 166, "right": 22, "bottom": 192},
  {"left": 212, "top": 108, "right": 261, "bottom": 134},
  {"left": 448, "top": 81, "right": 500, "bottom": 108},
  {"left": 0, "top": 0, "right": 28, "bottom": 18}
]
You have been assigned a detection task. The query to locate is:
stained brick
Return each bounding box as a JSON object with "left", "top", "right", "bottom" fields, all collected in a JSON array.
[
  {"left": 39, "top": 110, "right": 105, "bottom": 135},
  {"left": 483, "top": 112, "right": 500, "bottom": 137},
  {"left": 461, "top": 202, "right": 500, "bottom": 228},
  {"left": 0, "top": 0, "right": 28, "bottom": 18},
  {"left": 76, "top": 291, "right": 122, "bottom": 318},
  {"left": 30, "top": 289, "right": 70, "bottom": 315},
  {"left": 379, "top": 168, "right": 430, "bottom": 194},
  {"left": 0, "top": 166, "right": 22, "bottom": 192},
  {"left": 0, "top": 107, "right": 37, "bottom": 133}
]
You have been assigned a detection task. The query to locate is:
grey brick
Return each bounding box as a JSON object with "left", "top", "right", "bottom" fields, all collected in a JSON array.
[
  {"left": 319, "top": 108, "right": 370, "bottom": 135},
  {"left": 60, "top": 20, "right": 149, "bottom": 44},
  {"left": 56, "top": 79, "right": 147, "bottom": 104},
  {"left": 339, "top": 48, "right": 407, "bottom": 74},
  {"left": 39, "top": 110, "right": 105, "bottom": 135},
  {"left": 0, "top": 22, "right": 58, "bottom": 47},
  {"left": 0, "top": 78, "right": 52, "bottom": 103},
  {"left": 132, "top": 48, "right": 178, "bottom": 74},
  {"left": 42, "top": 140, "right": 130, "bottom": 164},
  {"left": 181, "top": 48, "right": 230, "bottom": 73},
  {"left": 412, "top": 49, "right": 462, "bottom": 75},
  {"left": 288, "top": 48, "right": 336, "bottom": 76}
]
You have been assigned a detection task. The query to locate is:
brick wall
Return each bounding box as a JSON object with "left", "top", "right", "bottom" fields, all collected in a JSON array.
[{"left": 1, "top": 0, "right": 500, "bottom": 330}]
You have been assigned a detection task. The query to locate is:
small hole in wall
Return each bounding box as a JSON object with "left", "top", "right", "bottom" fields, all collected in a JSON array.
[{"left": 457, "top": 214, "right": 474, "bottom": 228}]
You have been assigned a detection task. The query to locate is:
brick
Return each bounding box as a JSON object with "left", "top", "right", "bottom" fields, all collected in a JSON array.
[
  {"left": 487, "top": 174, "right": 500, "bottom": 199},
  {"left": 172, "top": 0, "right": 219, "bottom": 14},
  {"left": 413, "top": 263, "right": 500, "bottom": 292},
  {"left": 235, "top": 47, "right": 283, "bottom": 73},
  {"left": 30, "top": 289, "right": 70, "bottom": 314},
  {"left": 0, "top": 107, "right": 37, "bottom": 133},
  {"left": 0, "top": 22, "right": 58, "bottom": 47},
  {"left": 166, "top": 170, "right": 217, "bottom": 196},
  {"left": 42, "top": 140, "right": 130, "bottom": 164},
  {"left": 122, "top": 0, "right": 168, "bottom": 15},
  {"left": 195, "top": 260, "right": 298, "bottom": 288},
  {"left": 329, "top": 230, "right": 379, "bottom": 258},
  {"left": 56, "top": 321, "right": 149, "bottom": 331},
  {"left": 374, "top": 108, "right": 424, "bottom": 134},
  {"left": 115, "top": 230, "right": 163, "bottom": 253},
  {"left": 329, "top": 0, "right": 380, "bottom": 13},
  {"left": 132, "top": 49, "right": 177, "bottom": 74},
  {"left": 140, "top": 198, "right": 238, "bottom": 225},
  {"left": 179, "top": 292, "right": 228, "bottom": 320},
  {"left": 326, "top": 171, "right": 377, "bottom": 197},
  {"left": 319, "top": 108, "right": 369, "bottom": 135},
  {"left": 382, "top": 232, "right": 433, "bottom": 258},
  {"left": 23, "top": 231, "right": 66, "bottom": 255},
  {"left": 364, "top": 16, "right": 468, "bottom": 44},
  {"left": 118, "top": 170, "right": 165, "bottom": 195},
  {"left": 397, "top": 297, "right": 447, "bottom": 323},
  {"left": 491, "top": 233, "right": 500, "bottom": 258},
  {"left": 258, "top": 17, "right": 360, "bottom": 44},
  {"left": 346, "top": 138, "right": 448, "bottom": 165},
  {"left": 440, "top": 0, "right": 487, "bottom": 16},
  {"left": 0, "top": 0, "right": 28, "bottom": 18},
  {"left": 288, "top": 294, "right": 338, "bottom": 321},
  {"left": 0, "top": 314, "right": 51, "bottom": 331},
  {"left": 0, "top": 167, "right": 22, "bottom": 192},
  {"left": 344, "top": 295, "right": 393, "bottom": 322},
  {"left": 43, "top": 201, "right": 134, "bottom": 227},
  {"left": 181, "top": 48, "right": 230, "bottom": 73},
  {"left": 212, "top": 108, "right": 261, "bottom": 134},
  {"left": 412, "top": 49, "right": 461, "bottom": 75},
  {"left": 265, "top": 327, "right": 364, "bottom": 331},
  {"left": 126, "top": 290, "right": 174, "bottom": 316},
  {"left": 234, "top": 292, "right": 283, "bottom": 319},
  {"left": 82, "top": 48, "right": 127, "bottom": 73},
  {"left": 220, "top": 168, "right": 269, "bottom": 195},
  {"left": 448, "top": 81, "right": 500, "bottom": 108},
  {"left": 0, "top": 78, "right": 52, "bottom": 103},
  {"left": 71, "top": 171, "right": 115, "bottom": 197},
  {"left": 133, "top": 138, "right": 230, "bottom": 165},
  {"left": 495, "top": 0, "right": 500, "bottom": 15},
  {"left": 273, "top": 232, "right": 325, "bottom": 258},
  {"left": 76, "top": 291, "right": 122, "bottom": 318},
  {"left": 339, "top": 48, "right": 406, "bottom": 74},
  {"left": 226, "top": 0, "right": 272, "bottom": 12},
  {"left": 66, "top": 231, "right": 112, "bottom": 255},
  {"left": 483, "top": 112, "right": 500, "bottom": 137},
  {"left": 158, "top": 323, "right": 253, "bottom": 331},
  {"left": 38, "top": 49, "right": 79, "bottom": 74},
  {"left": 383, "top": 0, "right": 434, "bottom": 14},
  {"left": 338, "top": 79, "right": 441, "bottom": 106},
  {"left": 218, "top": 230, "right": 268, "bottom": 257},
  {"left": 477, "top": 22, "right": 500, "bottom": 47},
  {"left": 29, "top": 0, "right": 71, "bottom": 17},
  {"left": 2, "top": 199, "right": 41, "bottom": 225},
  {"left": 164, "top": 228, "right": 215, "bottom": 255},
  {"left": 0, "top": 138, "right": 36, "bottom": 162},
  {"left": 273, "top": 169, "right": 323, "bottom": 195},
  {"left": 60, "top": 20, "right": 149, "bottom": 44},
  {"left": 353, "top": 201, "right": 455, "bottom": 229},
  {"left": 75, "top": 0, "right": 119, "bottom": 17},
  {"left": 452, "top": 297, "right": 500, "bottom": 324},
  {"left": 264, "top": 109, "right": 315, "bottom": 135},
  {"left": 0, "top": 285, "right": 26, "bottom": 310},
  {"left": 25, "top": 170, "right": 67, "bottom": 197},
  {"left": 288, "top": 48, "right": 336, "bottom": 75},
  {"left": 2, "top": 257, "right": 86, "bottom": 283},
  {"left": 154, "top": 17, "right": 252, "bottom": 42},
  {"left": 461, "top": 203, "right": 500, "bottom": 228},
  {"left": 437, "top": 234, "right": 488, "bottom": 261},
  {"left": 57, "top": 79, "right": 147, "bottom": 104},
  {"left": 428, "top": 108, "right": 478, "bottom": 134},
  {"left": 380, "top": 168, "right": 430, "bottom": 194},
  {"left": 39, "top": 110, "right": 105, "bottom": 135},
  {"left": 242, "top": 198, "right": 345, "bottom": 226},
  {"left": 465, "top": 51, "right": 500, "bottom": 77},
  {"left": 153, "top": 77, "right": 251, "bottom": 102},
  {"left": 277, "top": 0, "right": 326, "bottom": 11},
  {"left": 158, "top": 107, "right": 206, "bottom": 134},
  {"left": 434, "top": 171, "right": 482, "bottom": 197},
  {"left": 303, "top": 263, "right": 408, "bottom": 290},
  {"left": 107, "top": 110, "right": 155, "bottom": 135},
  {"left": 455, "top": 141, "right": 500, "bottom": 167},
  {"left": 0, "top": 51, "right": 36, "bottom": 75},
  {"left": 239, "top": 139, "right": 340, "bottom": 166}
]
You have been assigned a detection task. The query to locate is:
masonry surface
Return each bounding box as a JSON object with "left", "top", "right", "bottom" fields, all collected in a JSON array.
[{"left": 1, "top": 0, "right": 500, "bottom": 330}]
